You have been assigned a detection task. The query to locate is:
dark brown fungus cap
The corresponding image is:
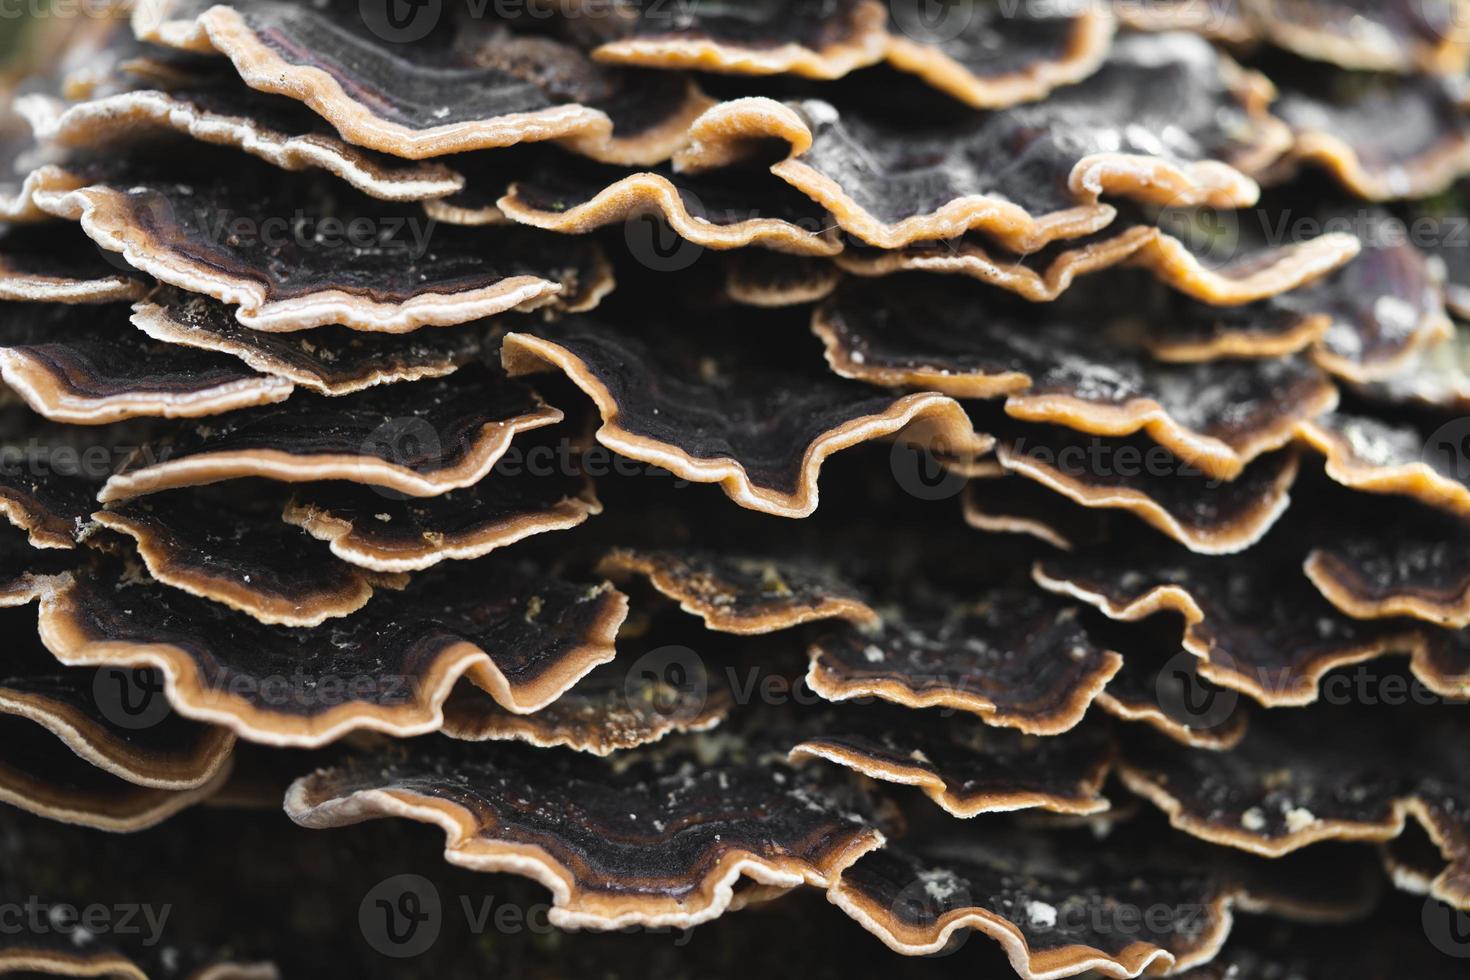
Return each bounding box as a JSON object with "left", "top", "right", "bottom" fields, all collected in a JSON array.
[
  {"left": 131, "top": 292, "right": 487, "bottom": 396},
  {"left": 1280, "top": 215, "right": 1454, "bottom": 383},
  {"left": 96, "top": 366, "right": 561, "bottom": 502},
  {"left": 815, "top": 277, "right": 1338, "bottom": 480},
  {"left": 1117, "top": 706, "right": 1470, "bottom": 910},
  {"left": 1247, "top": 0, "right": 1470, "bottom": 74},
  {"left": 834, "top": 222, "right": 1357, "bottom": 307},
  {"left": 284, "top": 471, "right": 601, "bottom": 574},
  {"left": 723, "top": 251, "right": 842, "bottom": 308},
  {"left": 0, "top": 455, "right": 95, "bottom": 549},
  {"left": 807, "top": 587, "right": 1121, "bottom": 735},
  {"left": 1034, "top": 536, "right": 1438, "bottom": 706},
  {"left": 19, "top": 83, "right": 469, "bottom": 202},
  {"left": 675, "top": 34, "right": 1288, "bottom": 251},
  {"left": 1296, "top": 410, "right": 1470, "bottom": 517},
  {"left": 93, "top": 491, "right": 408, "bottom": 627},
  {"left": 285, "top": 734, "right": 886, "bottom": 929},
  {"left": 500, "top": 316, "right": 987, "bottom": 518},
  {"left": 1274, "top": 67, "right": 1470, "bottom": 201},
  {"left": 597, "top": 548, "right": 878, "bottom": 634},
  {"left": 0, "top": 715, "right": 231, "bottom": 832},
  {"left": 884, "top": 2, "right": 1115, "bottom": 109},
  {"left": 590, "top": 0, "right": 889, "bottom": 79},
  {"left": 996, "top": 431, "right": 1301, "bottom": 555},
  {"left": 442, "top": 656, "right": 732, "bottom": 756},
  {"left": 1093, "top": 621, "right": 1252, "bottom": 751},
  {"left": 790, "top": 707, "right": 1114, "bottom": 818},
  {"left": 0, "top": 301, "right": 295, "bottom": 425},
  {"left": 34, "top": 166, "right": 613, "bottom": 333},
  {"left": 0, "top": 613, "right": 235, "bottom": 791},
  {"left": 961, "top": 475, "right": 1111, "bottom": 552},
  {"left": 1144, "top": 294, "right": 1335, "bottom": 363},
  {"left": 1359, "top": 324, "right": 1470, "bottom": 413},
  {"left": 826, "top": 833, "right": 1235, "bottom": 975},
  {"left": 0, "top": 224, "right": 145, "bottom": 303},
  {"left": 1304, "top": 497, "right": 1470, "bottom": 628},
  {"left": 133, "top": 0, "right": 712, "bottom": 162},
  {"left": 36, "top": 559, "right": 627, "bottom": 746}
]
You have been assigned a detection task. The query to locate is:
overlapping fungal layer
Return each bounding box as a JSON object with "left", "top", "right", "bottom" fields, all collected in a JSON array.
[{"left": 1, "top": 2, "right": 1469, "bottom": 976}]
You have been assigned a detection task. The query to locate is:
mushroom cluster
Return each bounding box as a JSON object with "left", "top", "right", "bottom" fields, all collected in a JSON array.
[{"left": 2, "top": 1, "right": 1469, "bottom": 975}]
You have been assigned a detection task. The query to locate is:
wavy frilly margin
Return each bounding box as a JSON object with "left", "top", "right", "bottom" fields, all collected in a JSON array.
[
  {"left": 826, "top": 866, "right": 1234, "bottom": 979},
  {"left": 499, "top": 172, "right": 842, "bottom": 256},
  {"left": 34, "top": 578, "right": 628, "bottom": 747},
  {"left": 1296, "top": 416, "right": 1470, "bottom": 517},
  {"left": 285, "top": 775, "right": 885, "bottom": 930},
  {"left": 501, "top": 331, "right": 991, "bottom": 518},
  {"left": 97, "top": 401, "right": 563, "bottom": 503},
  {"left": 132, "top": 0, "right": 711, "bottom": 163},
  {"left": 996, "top": 444, "right": 1300, "bottom": 556},
  {"left": 0, "top": 682, "right": 236, "bottom": 791},
  {"left": 673, "top": 82, "right": 1286, "bottom": 253},
  {"left": 17, "top": 90, "right": 469, "bottom": 202},
  {"left": 34, "top": 182, "right": 588, "bottom": 333},
  {"left": 1031, "top": 561, "right": 1440, "bottom": 706},
  {"left": 884, "top": 7, "right": 1117, "bottom": 109},
  {"left": 591, "top": 0, "right": 890, "bottom": 80}
]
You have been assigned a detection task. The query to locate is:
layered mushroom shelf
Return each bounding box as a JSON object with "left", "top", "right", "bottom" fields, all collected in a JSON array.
[{"left": 0, "top": 1, "right": 1468, "bottom": 976}]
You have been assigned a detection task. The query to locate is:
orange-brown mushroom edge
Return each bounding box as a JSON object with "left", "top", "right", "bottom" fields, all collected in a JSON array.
[
  {"left": 996, "top": 440, "right": 1300, "bottom": 556},
  {"left": 825, "top": 835, "right": 1237, "bottom": 976},
  {"left": 1031, "top": 548, "right": 1446, "bottom": 707},
  {"left": 1275, "top": 73, "right": 1470, "bottom": 202},
  {"left": 18, "top": 89, "right": 469, "bottom": 202},
  {"left": 1249, "top": 0, "right": 1470, "bottom": 75},
  {"left": 1305, "top": 541, "right": 1470, "bottom": 629},
  {"left": 0, "top": 714, "right": 232, "bottom": 832},
  {"left": 591, "top": 0, "right": 889, "bottom": 80},
  {"left": 285, "top": 736, "right": 888, "bottom": 930},
  {"left": 1114, "top": 709, "right": 1470, "bottom": 912},
  {"left": 442, "top": 663, "right": 732, "bottom": 756},
  {"left": 673, "top": 35, "right": 1287, "bottom": 253},
  {"left": 723, "top": 252, "right": 842, "bottom": 308},
  {"left": 960, "top": 476, "right": 1110, "bottom": 552},
  {"left": 498, "top": 171, "right": 843, "bottom": 257},
  {"left": 134, "top": 0, "right": 614, "bottom": 160},
  {"left": 790, "top": 712, "right": 1115, "bottom": 819},
  {"left": 130, "top": 295, "right": 487, "bottom": 397},
  {"left": 805, "top": 590, "right": 1122, "bottom": 736},
  {"left": 501, "top": 323, "right": 989, "bottom": 518},
  {"left": 91, "top": 497, "right": 408, "bottom": 628},
  {"left": 97, "top": 368, "right": 562, "bottom": 503},
  {"left": 34, "top": 179, "right": 606, "bottom": 334},
  {"left": 36, "top": 563, "right": 629, "bottom": 747},
  {"left": 283, "top": 475, "right": 602, "bottom": 574},
  {"left": 884, "top": 6, "right": 1116, "bottom": 110},
  {"left": 833, "top": 226, "right": 1158, "bottom": 303},
  {"left": 596, "top": 548, "right": 878, "bottom": 635},
  {"left": 1296, "top": 412, "right": 1470, "bottom": 518}
]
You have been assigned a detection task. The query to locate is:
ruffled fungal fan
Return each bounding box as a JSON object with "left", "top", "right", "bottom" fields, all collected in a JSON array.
[{"left": 1, "top": 1, "right": 1468, "bottom": 975}]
